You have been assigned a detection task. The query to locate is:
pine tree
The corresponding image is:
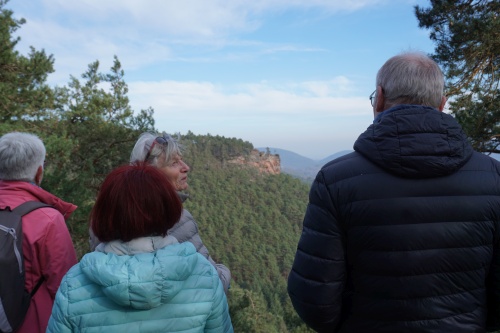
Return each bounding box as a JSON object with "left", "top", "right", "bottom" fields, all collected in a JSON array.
[
  {"left": 0, "top": 0, "right": 55, "bottom": 123},
  {"left": 43, "top": 57, "right": 156, "bottom": 241},
  {"left": 415, "top": 0, "right": 500, "bottom": 153}
]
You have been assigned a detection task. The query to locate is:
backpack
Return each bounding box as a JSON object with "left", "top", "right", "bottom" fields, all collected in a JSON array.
[{"left": 0, "top": 201, "right": 51, "bottom": 333}]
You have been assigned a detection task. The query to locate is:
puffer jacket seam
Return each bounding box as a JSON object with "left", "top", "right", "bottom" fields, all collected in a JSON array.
[
  {"left": 290, "top": 266, "right": 343, "bottom": 283},
  {"left": 354, "top": 286, "right": 485, "bottom": 301},
  {"left": 363, "top": 244, "right": 492, "bottom": 253},
  {"left": 350, "top": 305, "right": 482, "bottom": 323},
  {"left": 359, "top": 266, "right": 488, "bottom": 277},
  {"left": 295, "top": 247, "right": 344, "bottom": 262}
]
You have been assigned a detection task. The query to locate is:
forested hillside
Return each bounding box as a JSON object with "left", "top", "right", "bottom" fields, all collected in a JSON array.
[
  {"left": 0, "top": 3, "right": 315, "bottom": 330},
  {"left": 175, "top": 133, "right": 314, "bottom": 332},
  {"left": 70, "top": 130, "right": 315, "bottom": 332}
]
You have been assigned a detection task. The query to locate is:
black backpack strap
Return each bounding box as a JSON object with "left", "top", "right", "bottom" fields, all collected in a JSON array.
[
  {"left": 12, "top": 201, "right": 52, "bottom": 297},
  {"left": 12, "top": 201, "right": 51, "bottom": 216},
  {"left": 30, "top": 276, "right": 45, "bottom": 297}
]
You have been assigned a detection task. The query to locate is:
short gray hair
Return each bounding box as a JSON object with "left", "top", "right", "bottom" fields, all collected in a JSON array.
[
  {"left": 376, "top": 52, "right": 445, "bottom": 109},
  {"left": 130, "top": 132, "right": 183, "bottom": 167},
  {"left": 0, "top": 132, "right": 46, "bottom": 181}
]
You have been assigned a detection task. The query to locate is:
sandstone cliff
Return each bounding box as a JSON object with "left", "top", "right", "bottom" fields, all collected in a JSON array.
[{"left": 227, "top": 149, "right": 280, "bottom": 175}]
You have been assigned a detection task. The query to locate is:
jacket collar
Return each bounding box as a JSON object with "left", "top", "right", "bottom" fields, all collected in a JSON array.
[
  {"left": 0, "top": 180, "right": 77, "bottom": 219},
  {"left": 95, "top": 235, "right": 178, "bottom": 255}
]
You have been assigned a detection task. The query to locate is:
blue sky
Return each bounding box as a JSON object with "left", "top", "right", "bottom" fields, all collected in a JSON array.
[{"left": 8, "top": 0, "right": 435, "bottom": 160}]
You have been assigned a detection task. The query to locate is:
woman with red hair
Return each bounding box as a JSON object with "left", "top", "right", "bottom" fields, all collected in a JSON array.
[
  {"left": 47, "top": 163, "right": 233, "bottom": 332},
  {"left": 90, "top": 131, "right": 231, "bottom": 293}
]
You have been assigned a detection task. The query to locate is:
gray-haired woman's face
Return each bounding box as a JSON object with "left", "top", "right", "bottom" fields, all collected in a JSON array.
[{"left": 158, "top": 154, "right": 190, "bottom": 191}]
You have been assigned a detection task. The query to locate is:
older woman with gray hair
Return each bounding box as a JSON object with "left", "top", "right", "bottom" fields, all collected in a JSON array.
[
  {"left": 91, "top": 132, "right": 231, "bottom": 292},
  {"left": 132, "top": 132, "right": 231, "bottom": 292}
]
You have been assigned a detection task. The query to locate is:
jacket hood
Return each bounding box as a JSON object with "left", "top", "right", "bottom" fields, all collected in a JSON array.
[
  {"left": 354, "top": 105, "right": 473, "bottom": 178},
  {"left": 80, "top": 240, "right": 199, "bottom": 310},
  {"left": 0, "top": 180, "right": 77, "bottom": 218}
]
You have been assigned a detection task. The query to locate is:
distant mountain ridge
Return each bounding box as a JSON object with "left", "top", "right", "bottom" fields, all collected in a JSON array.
[
  {"left": 257, "top": 148, "right": 500, "bottom": 182},
  {"left": 256, "top": 147, "right": 352, "bottom": 182}
]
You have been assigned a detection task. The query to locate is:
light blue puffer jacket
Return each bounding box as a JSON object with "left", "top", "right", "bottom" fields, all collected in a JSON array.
[
  {"left": 88, "top": 193, "right": 231, "bottom": 293},
  {"left": 46, "top": 239, "right": 233, "bottom": 333}
]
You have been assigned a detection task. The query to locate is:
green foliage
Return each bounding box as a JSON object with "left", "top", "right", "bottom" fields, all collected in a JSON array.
[
  {"left": 415, "top": 0, "right": 500, "bottom": 153},
  {"left": 228, "top": 285, "right": 287, "bottom": 333},
  {"left": 0, "top": 0, "right": 55, "bottom": 122},
  {"left": 182, "top": 131, "right": 254, "bottom": 165},
  {"left": 181, "top": 133, "right": 313, "bottom": 332},
  {"left": 41, "top": 57, "right": 156, "bottom": 250},
  {"left": 452, "top": 91, "right": 500, "bottom": 153}
]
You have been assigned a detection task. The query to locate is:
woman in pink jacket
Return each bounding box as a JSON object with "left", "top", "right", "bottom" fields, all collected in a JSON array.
[{"left": 0, "top": 132, "right": 77, "bottom": 333}]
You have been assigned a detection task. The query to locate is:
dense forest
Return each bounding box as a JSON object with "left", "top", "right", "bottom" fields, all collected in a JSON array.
[
  {"left": 1, "top": 0, "right": 499, "bottom": 332},
  {"left": 178, "top": 133, "right": 312, "bottom": 332}
]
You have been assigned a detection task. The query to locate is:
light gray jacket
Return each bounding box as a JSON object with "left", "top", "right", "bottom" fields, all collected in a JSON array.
[{"left": 170, "top": 206, "right": 231, "bottom": 292}]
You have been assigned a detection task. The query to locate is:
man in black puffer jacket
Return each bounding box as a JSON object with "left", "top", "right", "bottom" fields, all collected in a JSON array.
[{"left": 287, "top": 52, "right": 500, "bottom": 333}]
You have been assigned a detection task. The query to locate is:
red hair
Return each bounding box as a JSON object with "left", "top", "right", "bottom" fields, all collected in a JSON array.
[{"left": 91, "top": 162, "right": 182, "bottom": 242}]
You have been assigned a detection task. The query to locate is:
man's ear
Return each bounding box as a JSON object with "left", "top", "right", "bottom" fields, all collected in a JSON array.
[
  {"left": 376, "top": 85, "right": 385, "bottom": 111},
  {"left": 35, "top": 165, "right": 43, "bottom": 186},
  {"left": 438, "top": 96, "right": 447, "bottom": 112},
  {"left": 373, "top": 85, "right": 385, "bottom": 118}
]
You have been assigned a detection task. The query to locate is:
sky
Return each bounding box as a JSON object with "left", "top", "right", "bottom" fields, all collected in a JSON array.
[{"left": 8, "top": 0, "right": 436, "bottom": 160}]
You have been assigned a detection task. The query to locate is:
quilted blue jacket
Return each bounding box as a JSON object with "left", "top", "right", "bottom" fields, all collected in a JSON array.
[
  {"left": 47, "top": 239, "right": 233, "bottom": 333},
  {"left": 88, "top": 193, "right": 231, "bottom": 293}
]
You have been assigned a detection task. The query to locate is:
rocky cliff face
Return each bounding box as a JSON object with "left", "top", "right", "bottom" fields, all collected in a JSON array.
[{"left": 228, "top": 149, "right": 281, "bottom": 175}]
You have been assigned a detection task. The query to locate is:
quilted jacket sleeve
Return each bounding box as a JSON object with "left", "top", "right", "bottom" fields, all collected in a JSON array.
[
  {"left": 287, "top": 171, "right": 346, "bottom": 333},
  {"left": 170, "top": 209, "right": 231, "bottom": 292},
  {"left": 487, "top": 226, "right": 500, "bottom": 332},
  {"left": 46, "top": 274, "right": 73, "bottom": 333},
  {"left": 205, "top": 271, "right": 234, "bottom": 333},
  {"left": 207, "top": 259, "right": 231, "bottom": 293}
]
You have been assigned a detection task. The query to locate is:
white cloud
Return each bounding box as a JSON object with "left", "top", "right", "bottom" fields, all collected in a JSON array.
[
  {"left": 41, "top": 0, "right": 257, "bottom": 37},
  {"left": 10, "top": 0, "right": 391, "bottom": 86},
  {"left": 14, "top": 16, "right": 173, "bottom": 84},
  {"left": 36, "top": 0, "right": 388, "bottom": 38},
  {"left": 127, "top": 78, "right": 371, "bottom": 158},
  {"left": 127, "top": 79, "right": 372, "bottom": 159},
  {"left": 128, "top": 78, "right": 367, "bottom": 117},
  {"left": 9, "top": 0, "right": 411, "bottom": 158},
  {"left": 297, "top": 77, "right": 354, "bottom": 97}
]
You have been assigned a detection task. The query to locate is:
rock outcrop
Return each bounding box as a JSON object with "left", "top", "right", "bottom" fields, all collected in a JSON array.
[{"left": 227, "top": 149, "right": 280, "bottom": 175}]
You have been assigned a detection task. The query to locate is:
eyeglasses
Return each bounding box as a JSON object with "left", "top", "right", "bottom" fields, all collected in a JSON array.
[
  {"left": 145, "top": 133, "right": 171, "bottom": 161},
  {"left": 369, "top": 90, "right": 376, "bottom": 107}
]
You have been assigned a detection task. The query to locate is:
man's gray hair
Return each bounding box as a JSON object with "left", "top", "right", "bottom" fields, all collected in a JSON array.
[
  {"left": 0, "top": 132, "right": 46, "bottom": 182},
  {"left": 130, "top": 132, "right": 182, "bottom": 167},
  {"left": 376, "top": 51, "right": 445, "bottom": 109}
]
